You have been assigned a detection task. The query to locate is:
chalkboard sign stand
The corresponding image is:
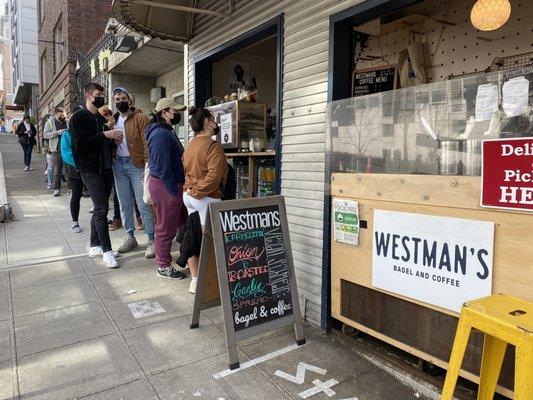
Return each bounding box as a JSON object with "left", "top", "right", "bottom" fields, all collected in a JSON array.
[{"left": 190, "top": 196, "right": 305, "bottom": 370}]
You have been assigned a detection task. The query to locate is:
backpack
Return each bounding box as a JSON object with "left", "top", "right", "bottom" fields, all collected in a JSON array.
[{"left": 207, "top": 141, "right": 236, "bottom": 201}]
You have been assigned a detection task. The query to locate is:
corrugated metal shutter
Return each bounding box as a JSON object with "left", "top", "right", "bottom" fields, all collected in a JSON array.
[{"left": 186, "top": 0, "right": 366, "bottom": 326}]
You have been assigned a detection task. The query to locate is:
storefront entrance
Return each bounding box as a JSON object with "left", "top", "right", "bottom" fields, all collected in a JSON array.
[{"left": 194, "top": 16, "right": 283, "bottom": 199}]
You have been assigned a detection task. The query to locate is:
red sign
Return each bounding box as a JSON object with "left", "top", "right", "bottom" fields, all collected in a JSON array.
[{"left": 481, "top": 138, "right": 533, "bottom": 212}]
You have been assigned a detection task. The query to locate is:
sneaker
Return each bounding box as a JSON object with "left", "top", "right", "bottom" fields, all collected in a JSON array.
[
  {"left": 103, "top": 251, "right": 119, "bottom": 268},
  {"left": 189, "top": 280, "right": 197, "bottom": 294},
  {"left": 157, "top": 267, "right": 185, "bottom": 279},
  {"left": 145, "top": 240, "right": 156, "bottom": 258},
  {"left": 27, "top": 166, "right": 34, "bottom": 171},
  {"left": 89, "top": 246, "right": 103, "bottom": 257},
  {"left": 109, "top": 218, "right": 122, "bottom": 231},
  {"left": 118, "top": 237, "right": 138, "bottom": 253},
  {"left": 89, "top": 247, "right": 119, "bottom": 258},
  {"left": 53, "top": 189, "right": 60, "bottom": 197},
  {"left": 23, "top": 166, "right": 29, "bottom": 172},
  {"left": 135, "top": 216, "right": 143, "bottom": 230},
  {"left": 46, "top": 183, "right": 52, "bottom": 189},
  {"left": 71, "top": 224, "right": 82, "bottom": 233}
]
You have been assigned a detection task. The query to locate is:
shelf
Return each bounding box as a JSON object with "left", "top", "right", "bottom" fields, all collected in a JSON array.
[{"left": 225, "top": 151, "right": 276, "bottom": 158}]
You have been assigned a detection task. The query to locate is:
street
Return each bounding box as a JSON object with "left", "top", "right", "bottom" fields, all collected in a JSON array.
[{"left": 0, "top": 133, "right": 436, "bottom": 400}]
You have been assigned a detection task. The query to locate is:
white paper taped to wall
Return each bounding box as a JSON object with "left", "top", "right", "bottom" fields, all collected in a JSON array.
[
  {"left": 502, "top": 77, "right": 530, "bottom": 118},
  {"left": 475, "top": 84, "right": 499, "bottom": 122}
]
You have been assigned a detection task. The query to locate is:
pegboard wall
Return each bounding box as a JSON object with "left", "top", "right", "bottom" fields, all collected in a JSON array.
[{"left": 355, "top": 0, "right": 533, "bottom": 82}]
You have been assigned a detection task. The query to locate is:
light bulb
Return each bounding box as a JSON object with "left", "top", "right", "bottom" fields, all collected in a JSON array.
[{"left": 470, "top": 0, "right": 511, "bottom": 31}]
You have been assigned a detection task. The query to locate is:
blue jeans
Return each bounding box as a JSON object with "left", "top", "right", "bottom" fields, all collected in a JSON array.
[
  {"left": 112, "top": 156, "right": 154, "bottom": 240},
  {"left": 21, "top": 143, "right": 34, "bottom": 167}
]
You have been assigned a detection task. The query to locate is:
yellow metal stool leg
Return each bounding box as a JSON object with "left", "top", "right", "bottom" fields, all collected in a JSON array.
[
  {"left": 476, "top": 334, "right": 507, "bottom": 400},
  {"left": 441, "top": 317, "right": 472, "bottom": 400},
  {"left": 514, "top": 339, "right": 533, "bottom": 400}
]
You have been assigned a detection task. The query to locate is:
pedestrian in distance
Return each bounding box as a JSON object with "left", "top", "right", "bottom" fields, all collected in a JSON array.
[
  {"left": 60, "top": 106, "right": 84, "bottom": 233},
  {"left": 70, "top": 83, "right": 123, "bottom": 269},
  {"left": 146, "top": 98, "right": 188, "bottom": 279},
  {"left": 182, "top": 106, "right": 228, "bottom": 293},
  {"left": 43, "top": 106, "right": 68, "bottom": 196},
  {"left": 111, "top": 86, "right": 156, "bottom": 258},
  {"left": 15, "top": 115, "right": 37, "bottom": 172}
]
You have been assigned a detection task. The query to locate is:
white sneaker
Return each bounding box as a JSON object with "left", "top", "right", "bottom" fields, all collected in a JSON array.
[
  {"left": 71, "top": 224, "right": 82, "bottom": 233},
  {"left": 89, "top": 246, "right": 103, "bottom": 257},
  {"left": 189, "top": 280, "right": 197, "bottom": 294},
  {"left": 103, "top": 251, "right": 119, "bottom": 268}
]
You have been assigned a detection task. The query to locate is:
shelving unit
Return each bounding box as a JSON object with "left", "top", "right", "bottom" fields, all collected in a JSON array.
[{"left": 225, "top": 151, "right": 276, "bottom": 199}]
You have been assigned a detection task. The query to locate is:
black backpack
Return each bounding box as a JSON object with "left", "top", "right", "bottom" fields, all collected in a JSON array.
[{"left": 222, "top": 163, "right": 237, "bottom": 200}]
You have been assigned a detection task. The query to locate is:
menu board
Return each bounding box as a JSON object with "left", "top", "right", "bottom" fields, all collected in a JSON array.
[
  {"left": 221, "top": 205, "right": 293, "bottom": 331},
  {"left": 353, "top": 66, "right": 397, "bottom": 97},
  {"left": 190, "top": 196, "right": 304, "bottom": 369}
]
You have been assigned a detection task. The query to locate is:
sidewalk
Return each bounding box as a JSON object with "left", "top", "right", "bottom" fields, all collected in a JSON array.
[{"left": 0, "top": 134, "right": 437, "bottom": 400}]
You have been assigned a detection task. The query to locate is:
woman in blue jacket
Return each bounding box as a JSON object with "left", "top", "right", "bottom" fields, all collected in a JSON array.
[{"left": 60, "top": 106, "right": 83, "bottom": 233}]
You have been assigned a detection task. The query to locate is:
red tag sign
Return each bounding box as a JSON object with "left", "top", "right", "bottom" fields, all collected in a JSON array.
[{"left": 481, "top": 138, "right": 533, "bottom": 212}]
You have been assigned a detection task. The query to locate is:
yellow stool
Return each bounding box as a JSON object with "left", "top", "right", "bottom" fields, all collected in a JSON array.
[{"left": 441, "top": 294, "right": 533, "bottom": 400}]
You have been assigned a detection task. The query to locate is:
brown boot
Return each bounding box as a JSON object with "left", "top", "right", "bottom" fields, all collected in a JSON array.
[
  {"left": 135, "top": 216, "right": 143, "bottom": 230},
  {"left": 109, "top": 218, "right": 122, "bottom": 231}
]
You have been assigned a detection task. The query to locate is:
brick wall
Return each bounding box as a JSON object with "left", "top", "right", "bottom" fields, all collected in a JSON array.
[{"left": 38, "top": 0, "right": 112, "bottom": 115}]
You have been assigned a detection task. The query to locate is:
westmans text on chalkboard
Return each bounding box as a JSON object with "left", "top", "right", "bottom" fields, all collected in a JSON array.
[
  {"left": 220, "top": 205, "right": 293, "bottom": 331},
  {"left": 353, "top": 67, "right": 396, "bottom": 97}
]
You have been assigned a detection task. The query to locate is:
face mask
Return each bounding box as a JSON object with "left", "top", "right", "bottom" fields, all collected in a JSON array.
[
  {"left": 58, "top": 116, "right": 66, "bottom": 122},
  {"left": 116, "top": 101, "right": 130, "bottom": 113},
  {"left": 92, "top": 96, "right": 105, "bottom": 109},
  {"left": 213, "top": 122, "right": 220, "bottom": 135},
  {"left": 170, "top": 113, "right": 181, "bottom": 125}
]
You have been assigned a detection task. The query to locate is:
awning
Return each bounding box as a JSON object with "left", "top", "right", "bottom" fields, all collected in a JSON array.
[{"left": 112, "top": 0, "right": 233, "bottom": 42}]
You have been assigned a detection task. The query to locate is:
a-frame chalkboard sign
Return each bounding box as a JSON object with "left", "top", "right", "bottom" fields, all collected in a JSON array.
[{"left": 190, "top": 196, "right": 305, "bottom": 369}]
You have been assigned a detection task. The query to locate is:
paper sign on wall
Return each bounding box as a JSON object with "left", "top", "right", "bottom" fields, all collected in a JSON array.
[
  {"left": 372, "top": 210, "right": 494, "bottom": 312},
  {"left": 502, "top": 77, "right": 529, "bottom": 117},
  {"left": 333, "top": 199, "right": 359, "bottom": 246},
  {"left": 220, "top": 113, "right": 233, "bottom": 145},
  {"left": 475, "top": 84, "right": 499, "bottom": 122}
]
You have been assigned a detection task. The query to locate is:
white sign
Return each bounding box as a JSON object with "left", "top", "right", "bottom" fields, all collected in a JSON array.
[
  {"left": 475, "top": 83, "right": 499, "bottom": 122},
  {"left": 127, "top": 300, "right": 166, "bottom": 319},
  {"left": 502, "top": 77, "right": 529, "bottom": 118},
  {"left": 220, "top": 113, "right": 233, "bottom": 145},
  {"left": 333, "top": 199, "right": 359, "bottom": 246},
  {"left": 372, "top": 210, "right": 494, "bottom": 312}
]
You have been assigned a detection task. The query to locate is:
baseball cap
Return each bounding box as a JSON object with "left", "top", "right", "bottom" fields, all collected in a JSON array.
[
  {"left": 112, "top": 87, "right": 131, "bottom": 98},
  {"left": 155, "top": 98, "right": 187, "bottom": 113}
]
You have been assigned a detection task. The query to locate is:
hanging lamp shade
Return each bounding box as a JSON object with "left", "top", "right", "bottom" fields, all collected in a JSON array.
[{"left": 470, "top": 0, "right": 512, "bottom": 31}]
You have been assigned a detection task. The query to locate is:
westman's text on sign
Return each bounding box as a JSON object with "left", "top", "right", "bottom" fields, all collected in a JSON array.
[
  {"left": 482, "top": 138, "right": 533, "bottom": 212},
  {"left": 372, "top": 210, "right": 494, "bottom": 312}
]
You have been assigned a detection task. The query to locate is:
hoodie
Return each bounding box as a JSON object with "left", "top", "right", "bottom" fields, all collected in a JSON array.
[{"left": 146, "top": 122, "right": 185, "bottom": 196}]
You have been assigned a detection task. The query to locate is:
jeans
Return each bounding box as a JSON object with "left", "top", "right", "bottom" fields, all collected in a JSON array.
[
  {"left": 82, "top": 170, "right": 114, "bottom": 252},
  {"left": 51, "top": 152, "right": 63, "bottom": 190},
  {"left": 21, "top": 143, "right": 34, "bottom": 167},
  {"left": 46, "top": 153, "right": 53, "bottom": 185},
  {"left": 112, "top": 157, "right": 154, "bottom": 240},
  {"left": 149, "top": 177, "right": 184, "bottom": 268}
]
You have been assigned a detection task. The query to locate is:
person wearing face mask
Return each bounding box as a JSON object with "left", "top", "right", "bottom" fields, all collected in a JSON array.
[
  {"left": 111, "top": 87, "right": 155, "bottom": 258},
  {"left": 15, "top": 115, "right": 37, "bottom": 171},
  {"left": 70, "top": 83, "right": 123, "bottom": 269},
  {"left": 43, "top": 106, "right": 68, "bottom": 196},
  {"left": 182, "top": 106, "right": 228, "bottom": 293},
  {"left": 146, "top": 98, "right": 187, "bottom": 279}
]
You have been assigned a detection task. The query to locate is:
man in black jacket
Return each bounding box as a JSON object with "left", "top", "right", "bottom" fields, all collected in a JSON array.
[
  {"left": 15, "top": 115, "right": 37, "bottom": 171},
  {"left": 70, "top": 83, "right": 123, "bottom": 269}
]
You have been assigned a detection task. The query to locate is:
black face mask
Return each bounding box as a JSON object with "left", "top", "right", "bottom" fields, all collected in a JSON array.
[
  {"left": 92, "top": 96, "right": 105, "bottom": 109},
  {"left": 213, "top": 123, "right": 220, "bottom": 135},
  {"left": 116, "top": 101, "right": 130, "bottom": 113},
  {"left": 58, "top": 116, "right": 66, "bottom": 122},
  {"left": 170, "top": 113, "right": 181, "bottom": 125}
]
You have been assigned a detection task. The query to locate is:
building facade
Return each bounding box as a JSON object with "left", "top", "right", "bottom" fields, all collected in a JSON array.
[
  {"left": 37, "top": 0, "right": 112, "bottom": 121},
  {"left": 9, "top": 0, "right": 39, "bottom": 119}
]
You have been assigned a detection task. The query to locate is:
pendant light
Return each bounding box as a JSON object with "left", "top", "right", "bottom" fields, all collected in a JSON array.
[{"left": 470, "top": 0, "right": 512, "bottom": 31}]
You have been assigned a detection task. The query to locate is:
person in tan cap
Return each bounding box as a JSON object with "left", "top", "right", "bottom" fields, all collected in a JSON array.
[{"left": 146, "top": 98, "right": 188, "bottom": 279}]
